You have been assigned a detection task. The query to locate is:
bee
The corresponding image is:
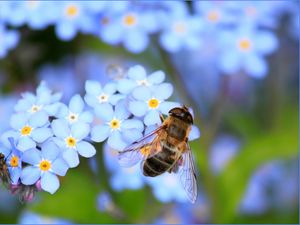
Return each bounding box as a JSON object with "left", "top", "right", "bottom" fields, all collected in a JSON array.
[
  {"left": 0, "top": 152, "right": 11, "bottom": 187},
  {"left": 118, "top": 106, "right": 197, "bottom": 203}
]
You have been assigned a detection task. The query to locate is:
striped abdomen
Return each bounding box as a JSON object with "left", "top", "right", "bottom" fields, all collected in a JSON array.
[{"left": 142, "top": 142, "right": 177, "bottom": 177}]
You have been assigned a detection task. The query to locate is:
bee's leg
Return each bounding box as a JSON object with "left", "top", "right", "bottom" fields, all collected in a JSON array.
[{"left": 159, "top": 114, "right": 164, "bottom": 123}]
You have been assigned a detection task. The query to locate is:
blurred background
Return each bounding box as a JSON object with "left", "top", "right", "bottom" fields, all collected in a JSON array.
[{"left": 0, "top": 1, "right": 298, "bottom": 224}]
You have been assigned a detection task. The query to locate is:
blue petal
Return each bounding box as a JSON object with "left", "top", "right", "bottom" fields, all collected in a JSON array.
[
  {"left": 219, "top": 51, "right": 241, "bottom": 74},
  {"left": 29, "top": 111, "right": 48, "bottom": 128},
  {"left": 77, "top": 141, "right": 96, "bottom": 158},
  {"left": 153, "top": 83, "right": 173, "bottom": 100},
  {"left": 127, "top": 65, "right": 147, "bottom": 80},
  {"left": 69, "top": 94, "right": 84, "bottom": 114},
  {"left": 114, "top": 101, "right": 130, "bottom": 120},
  {"left": 107, "top": 131, "right": 127, "bottom": 150},
  {"left": 117, "top": 79, "right": 137, "bottom": 94},
  {"left": 124, "top": 31, "right": 149, "bottom": 53},
  {"left": 31, "top": 128, "right": 52, "bottom": 143},
  {"left": 129, "top": 101, "right": 148, "bottom": 117},
  {"left": 189, "top": 125, "right": 201, "bottom": 141},
  {"left": 52, "top": 158, "right": 69, "bottom": 176},
  {"left": 103, "top": 82, "right": 117, "bottom": 94},
  {"left": 10, "top": 113, "right": 29, "bottom": 130},
  {"left": 14, "top": 99, "right": 31, "bottom": 112},
  {"left": 148, "top": 71, "right": 165, "bottom": 85},
  {"left": 159, "top": 31, "right": 181, "bottom": 53},
  {"left": 79, "top": 111, "right": 93, "bottom": 123},
  {"left": 244, "top": 54, "right": 268, "bottom": 78},
  {"left": 254, "top": 31, "right": 278, "bottom": 55},
  {"left": 9, "top": 167, "right": 21, "bottom": 185},
  {"left": 159, "top": 101, "right": 180, "bottom": 115},
  {"left": 85, "top": 80, "right": 102, "bottom": 96},
  {"left": 91, "top": 125, "right": 110, "bottom": 142},
  {"left": 55, "top": 21, "right": 77, "bottom": 41},
  {"left": 63, "top": 149, "right": 79, "bottom": 168},
  {"left": 41, "top": 172, "right": 59, "bottom": 194},
  {"left": 22, "top": 148, "right": 41, "bottom": 165},
  {"left": 132, "top": 86, "right": 151, "bottom": 101},
  {"left": 84, "top": 94, "right": 98, "bottom": 108},
  {"left": 51, "top": 119, "right": 70, "bottom": 138},
  {"left": 56, "top": 103, "right": 68, "bottom": 118},
  {"left": 122, "top": 129, "right": 143, "bottom": 144},
  {"left": 21, "top": 166, "right": 40, "bottom": 185},
  {"left": 1, "top": 130, "right": 19, "bottom": 149},
  {"left": 44, "top": 102, "right": 63, "bottom": 117},
  {"left": 122, "top": 119, "right": 144, "bottom": 131},
  {"left": 71, "top": 122, "right": 90, "bottom": 140},
  {"left": 144, "top": 110, "right": 161, "bottom": 126},
  {"left": 94, "top": 103, "right": 114, "bottom": 122},
  {"left": 109, "top": 94, "right": 125, "bottom": 105},
  {"left": 41, "top": 141, "right": 60, "bottom": 161},
  {"left": 17, "top": 136, "right": 36, "bottom": 152}
]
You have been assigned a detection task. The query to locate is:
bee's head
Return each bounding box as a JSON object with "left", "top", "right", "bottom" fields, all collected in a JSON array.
[{"left": 169, "top": 106, "right": 194, "bottom": 124}]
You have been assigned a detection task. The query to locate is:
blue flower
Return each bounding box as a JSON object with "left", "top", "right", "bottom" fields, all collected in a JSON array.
[
  {"left": 97, "top": 191, "right": 114, "bottom": 212},
  {"left": 91, "top": 101, "right": 144, "bottom": 150},
  {"left": 6, "top": 138, "right": 23, "bottom": 185},
  {"left": 3, "top": 111, "right": 52, "bottom": 152},
  {"left": 159, "top": 13, "right": 203, "bottom": 53},
  {"left": 84, "top": 80, "right": 123, "bottom": 108},
  {"left": 117, "top": 65, "right": 165, "bottom": 94},
  {"left": 0, "top": 95, "right": 17, "bottom": 134},
  {"left": 98, "top": 8, "right": 159, "bottom": 53},
  {"left": 57, "top": 94, "right": 93, "bottom": 125},
  {"left": 19, "top": 211, "right": 72, "bottom": 224},
  {"left": 128, "top": 84, "right": 180, "bottom": 126},
  {"left": 0, "top": 25, "right": 19, "bottom": 58},
  {"left": 20, "top": 141, "right": 68, "bottom": 194},
  {"left": 103, "top": 143, "right": 145, "bottom": 191},
  {"left": 14, "top": 81, "right": 62, "bottom": 117},
  {"left": 217, "top": 27, "right": 278, "bottom": 78},
  {"left": 146, "top": 172, "right": 188, "bottom": 203},
  {"left": 51, "top": 119, "right": 96, "bottom": 168}
]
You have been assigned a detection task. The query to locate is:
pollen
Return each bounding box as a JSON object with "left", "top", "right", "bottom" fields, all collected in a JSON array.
[
  {"left": 67, "top": 112, "right": 78, "bottom": 123},
  {"left": 141, "top": 145, "right": 151, "bottom": 156},
  {"left": 65, "top": 136, "right": 77, "bottom": 148},
  {"left": 109, "top": 118, "right": 121, "bottom": 130},
  {"left": 21, "top": 125, "right": 32, "bottom": 136},
  {"left": 147, "top": 98, "right": 160, "bottom": 109},
  {"left": 123, "top": 14, "right": 137, "bottom": 26},
  {"left": 238, "top": 38, "right": 252, "bottom": 51},
  {"left": 173, "top": 22, "right": 187, "bottom": 34},
  {"left": 39, "top": 160, "right": 51, "bottom": 172},
  {"left": 98, "top": 93, "right": 109, "bottom": 103},
  {"left": 65, "top": 5, "right": 79, "bottom": 18},
  {"left": 207, "top": 10, "right": 220, "bottom": 22},
  {"left": 10, "top": 156, "right": 19, "bottom": 167}
]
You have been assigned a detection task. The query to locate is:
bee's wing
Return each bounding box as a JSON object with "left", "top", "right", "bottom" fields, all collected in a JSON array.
[
  {"left": 118, "top": 126, "right": 165, "bottom": 167},
  {"left": 179, "top": 144, "right": 198, "bottom": 203}
]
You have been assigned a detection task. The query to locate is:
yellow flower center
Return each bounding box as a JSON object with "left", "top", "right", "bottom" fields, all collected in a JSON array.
[
  {"left": 98, "top": 94, "right": 109, "bottom": 103},
  {"left": 39, "top": 160, "right": 51, "bottom": 171},
  {"left": 238, "top": 39, "right": 252, "bottom": 51},
  {"left": 207, "top": 10, "right": 220, "bottom": 22},
  {"left": 29, "top": 104, "right": 42, "bottom": 113},
  {"left": 66, "top": 136, "right": 77, "bottom": 148},
  {"left": 65, "top": 5, "right": 79, "bottom": 18},
  {"left": 67, "top": 112, "right": 78, "bottom": 123},
  {"left": 148, "top": 98, "right": 160, "bottom": 109},
  {"left": 173, "top": 22, "right": 187, "bottom": 34},
  {"left": 109, "top": 119, "right": 121, "bottom": 130},
  {"left": 21, "top": 125, "right": 32, "bottom": 136},
  {"left": 123, "top": 14, "right": 137, "bottom": 27},
  {"left": 10, "top": 156, "right": 19, "bottom": 167}
]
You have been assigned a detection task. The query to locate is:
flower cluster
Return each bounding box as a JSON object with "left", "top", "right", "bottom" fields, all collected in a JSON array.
[
  {"left": 0, "top": 1, "right": 297, "bottom": 78},
  {"left": 0, "top": 65, "right": 200, "bottom": 203},
  {"left": 0, "top": 82, "right": 96, "bottom": 200}
]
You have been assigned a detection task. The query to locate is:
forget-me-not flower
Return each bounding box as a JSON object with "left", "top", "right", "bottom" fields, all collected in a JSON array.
[
  {"left": 128, "top": 84, "right": 180, "bottom": 126},
  {"left": 218, "top": 27, "right": 278, "bottom": 78},
  {"left": 20, "top": 141, "right": 68, "bottom": 194},
  {"left": 52, "top": 119, "right": 96, "bottom": 168},
  {"left": 91, "top": 101, "right": 144, "bottom": 150},
  {"left": 57, "top": 94, "right": 93, "bottom": 125},
  {"left": 117, "top": 65, "right": 165, "bottom": 94},
  {"left": 4, "top": 111, "right": 52, "bottom": 152}
]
